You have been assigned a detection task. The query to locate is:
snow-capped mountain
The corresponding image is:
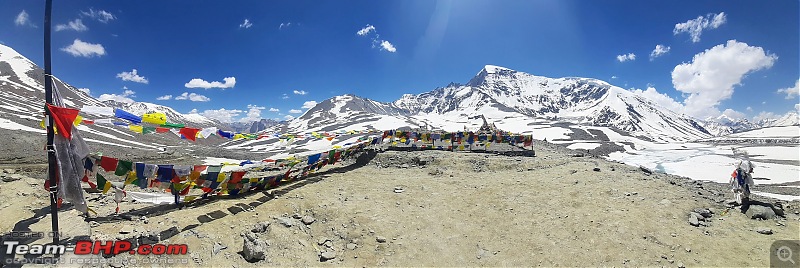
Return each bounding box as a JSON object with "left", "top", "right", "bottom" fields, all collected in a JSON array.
[
  {"left": 264, "top": 65, "right": 712, "bottom": 143},
  {"left": 0, "top": 43, "right": 230, "bottom": 158},
  {"left": 394, "top": 65, "right": 713, "bottom": 142},
  {"left": 101, "top": 100, "right": 222, "bottom": 128},
  {"left": 230, "top": 118, "right": 284, "bottom": 133},
  {"left": 702, "top": 112, "right": 799, "bottom": 136}
]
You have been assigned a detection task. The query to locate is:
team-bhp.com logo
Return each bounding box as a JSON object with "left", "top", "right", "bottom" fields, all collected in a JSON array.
[
  {"left": 2, "top": 231, "right": 188, "bottom": 265},
  {"left": 4, "top": 240, "right": 188, "bottom": 255}
]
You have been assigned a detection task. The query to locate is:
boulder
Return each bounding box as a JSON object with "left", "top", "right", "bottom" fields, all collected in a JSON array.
[
  {"left": 745, "top": 205, "right": 777, "bottom": 220},
  {"left": 688, "top": 214, "right": 700, "bottom": 227},
  {"left": 242, "top": 232, "right": 267, "bottom": 262}
]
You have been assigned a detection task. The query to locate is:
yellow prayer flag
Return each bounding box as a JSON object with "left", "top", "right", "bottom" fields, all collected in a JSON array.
[
  {"left": 129, "top": 125, "right": 143, "bottom": 134},
  {"left": 233, "top": 134, "right": 245, "bottom": 140},
  {"left": 184, "top": 196, "right": 198, "bottom": 202},
  {"left": 101, "top": 182, "right": 112, "bottom": 194},
  {"left": 73, "top": 115, "right": 83, "bottom": 127},
  {"left": 125, "top": 171, "right": 138, "bottom": 185},
  {"left": 142, "top": 112, "right": 167, "bottom": 125}
]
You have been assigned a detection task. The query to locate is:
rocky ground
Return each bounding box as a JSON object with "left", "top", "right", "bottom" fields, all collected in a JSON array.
[{"left": 1, "top": 141, "right": 799, "bottom": 267}]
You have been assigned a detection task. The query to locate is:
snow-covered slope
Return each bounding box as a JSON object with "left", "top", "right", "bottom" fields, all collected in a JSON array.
[
  {"left": 0, "top": 43, "right": 227, "bottom": 155},
  {"left": 395, "top": 65, "right": 711, "bottom": 142},
  {"left": 101, "top": 100, "right": 221, "bottom": 127}
]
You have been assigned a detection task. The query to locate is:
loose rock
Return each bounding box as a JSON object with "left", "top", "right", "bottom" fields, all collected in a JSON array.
[
  {"left": 276, "top": 217, "right": 294, "bottom": 227},
  {"left": 242, "top": 232, "right": 267, "bottom": 262},
  {"left": 301, "top": 215, "right": 316, "bottom": 225},
  {"left": 756, "top": 228, "right": 773, "bottom": 235},
  {"left": 251, "top": 222, "right": 270, "bottom": 233},
  {"left": 320, "top": 251, "right": 337, "bottom": 261},
  {"left": 376, "top": 236, "right": 387, "bottom": 243},
  {"left": 346, "top": 243, "right": 357, "bottom": 250},
  {"left": 693, "top": 208, "right": 713, "bottom": 218},
  {"left": 119, "top": 225, "right": 134, "bottom": 234},
  {"left": 688, "top": 214, "right": 700, "bottom": 227},
  {"left": 212, "top": 242, "right": 226, "bottom": 256},
  {"left": 745, "top": 205, "right": 777, "bottom": 220}
]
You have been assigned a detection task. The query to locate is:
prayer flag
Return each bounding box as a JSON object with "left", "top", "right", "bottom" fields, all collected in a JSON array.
[
  {"left": 100, "top": 156, "right": 118, "bottom": 172},
  {"left": 179, "top": 127, "right": 200, "bottom": 141},
  {"left": 46, "top": 104, "right": 80, "bottom": 140},
  {"left": 142, "top": 112, "right": 167, "bottom": 125},
  {"left": 114, "top": 109, "right": 142, "bottom": 124},
  {"left": 115, "top": 160, "right": 133, "bottom": 176}
]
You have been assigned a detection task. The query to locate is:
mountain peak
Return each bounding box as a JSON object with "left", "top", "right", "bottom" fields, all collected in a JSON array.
[
  {"left": 482, "top": 65, "right": 513, "bottom": 74},
  {"left": 468, "top": 65, "right": 515, "bottom": 87}
]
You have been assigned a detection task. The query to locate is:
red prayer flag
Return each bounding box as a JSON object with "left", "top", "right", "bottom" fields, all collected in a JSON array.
[
  {"left": 155, "top": 127, "right": 170, "bottom": 133},
  {"left": 100, "top": 156, "right": 118, "bottom": 172},
  {"left": 179, "top": 127, "right": 200, "bottom": 141},
  {"left": 230, "top": 171, "right": 245, "bottom": 184},
  {"left": 46, "top": 104, "right": 80, "bottom": 140}
]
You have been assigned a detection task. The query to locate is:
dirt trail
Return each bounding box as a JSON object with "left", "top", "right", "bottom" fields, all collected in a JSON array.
[{"left": 1, "top": 142, "right": 798, "bottom": 267}]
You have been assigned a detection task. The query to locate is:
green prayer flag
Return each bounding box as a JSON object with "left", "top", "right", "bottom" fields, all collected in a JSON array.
[
  {"left": 96, "top": 173, "right": 107, "bottom": 188},
  {"left": 142, "top": 126, "right": 156, "bottom": 134},
  {"left": 115, "top": 160, "right": 133, "bottom": 176},
  {"left": 160, "top": 122, "right": 185, "bottom": 129}
]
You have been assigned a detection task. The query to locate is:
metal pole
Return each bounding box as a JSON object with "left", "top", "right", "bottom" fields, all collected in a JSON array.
[{"left": 43, "top": 0, "right": 60, "bottom": 249}]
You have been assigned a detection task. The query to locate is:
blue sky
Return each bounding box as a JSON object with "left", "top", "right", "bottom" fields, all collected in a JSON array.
[{"left": 3, "top": 0, "right": 798, "bottom": 122}]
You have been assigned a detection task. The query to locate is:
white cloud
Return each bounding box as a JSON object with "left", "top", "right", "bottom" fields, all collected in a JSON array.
[
  {"left": 746, "top": 106, "right": 753, "bottom": 112},
  {"left": 357, "top": 24, "right": 376, "bottom": 36},
  {"left": 116, "top": 69, "right": 149, "bottom": 84},
  {"left": 199, "top": 108, "right": 242, "bottom": 123},
  {"left": 721, "top": 108, "right": 746, "bottom": 120},
  {"left": 268, "top": 108, "right": 279, "bottom": 112},
  {"left": 611, "top": 76, "right": 618, "bottom": 79},
  {"left": 14, "top": 10, "right": 36, "bottom": 28},
  {"left": 175, "top": 92, "right": 211, "bottom": 102},
  {"left": 55, "top": 19, "right": 88, "bottom": 32},
  {"left": 380, "top": 40, "right": 397, "bottom": 53},
  {"left": 76, "top": 88, "right": 91, "bottom": 96},
  {"left": 239, "top": 105, "right": 264, "bottom": 123},
  {"left": 753, "top": 111, "right": 779, "bottom": 122},
  {"left": 649, "top": 45, "right": 671, "bottom": 60},
  {"left": 184, "top": 77, "right": 236, "bottom": 89},
  {"left": 279, "top": 22, "right": 292, "bottom": 30},
  {"left": 674, "top": 12, "right": 726, "bottom": 43},
  {"left": 98, "top": 89, "right": 135, "bottom": 104},
  {"left": 61, "top": 39, "right": 106, "bottom": 57},
  {"left": 293, "top": 90, "right": 307, "bottom": 95},
  {"left": 302, "top": 101, "right": 318, "bottom": 109},
  {"left": 156, "top": 95, "right": 172, "bottom": 100},
  {"left": 239, "top": 19, "right": 252, "bottom": 29},
  {"left": 81, "top": 9, "right": 115, "bottom": 23},
  {"left": 777, "top": 79, "right": 799, "bottom": 99},
  {"left": 630, "top": 86, "right": 686, "bottom": 114},
  {"left": 281, "top": 94, "right": 289, "bottom": 99},
  {"left": 671, "top": 40, "right": 777, "bottom": 119},
  {"left": 616, "top": 53, "right": 636, "bottom": 62},
  {"left": 288, "top": 109, "right": 302, "bottom": 114},
  {"left": 283, "top": 115, "right": 295, "bottom": 120},
  {"left": 357, "top": 24, "right": 397, "bottom": 53}
]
